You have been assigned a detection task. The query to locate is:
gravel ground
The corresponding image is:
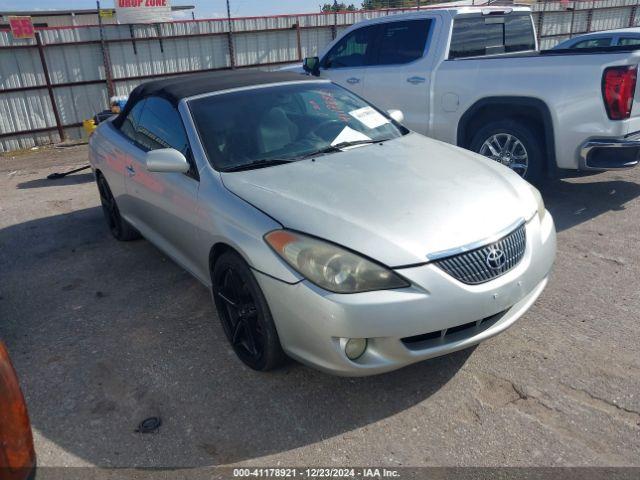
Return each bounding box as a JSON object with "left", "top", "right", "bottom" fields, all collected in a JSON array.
[{"left": 0, "top": 144, "right": 639, "bottom": 468}]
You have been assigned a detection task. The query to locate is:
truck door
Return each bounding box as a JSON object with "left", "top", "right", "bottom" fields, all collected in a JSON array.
[
  {"left": 317, "top": 24, "right": 380, "bottom": 96},
  {"left": 361, "top": 18, "right": 435, "bottom": 135}
]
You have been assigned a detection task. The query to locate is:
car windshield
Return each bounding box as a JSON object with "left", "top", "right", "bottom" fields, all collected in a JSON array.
[{"left": 189, "top": 82, "right": 408, "bottom": 171}]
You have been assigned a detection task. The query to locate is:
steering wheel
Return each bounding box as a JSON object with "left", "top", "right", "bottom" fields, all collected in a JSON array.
[{"left": 309, "top": 119, "right": 345, "bottom": 141}]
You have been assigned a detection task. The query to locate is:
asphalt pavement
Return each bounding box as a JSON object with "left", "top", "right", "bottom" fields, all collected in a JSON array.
[{"left": 0, "top": 145, "right": 638, "bottom": 468}]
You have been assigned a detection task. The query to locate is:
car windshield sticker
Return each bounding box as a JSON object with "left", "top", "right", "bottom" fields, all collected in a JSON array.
[
  {"left": 331, "top": 126, "right": 372, "bottom": 146},
  {"left": 349, "top": 106, "right": 390, "bottom": 130}
]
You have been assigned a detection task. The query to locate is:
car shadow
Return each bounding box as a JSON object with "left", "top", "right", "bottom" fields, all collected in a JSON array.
[
  {"left": 16, "top": 173, "right": 95, "bottom": 189},
  {"left": 539, "top": 176, "right": 640, "bottom": 232},
  {"left": 0, "top": 206, "right": 471, "bottom": 467}
]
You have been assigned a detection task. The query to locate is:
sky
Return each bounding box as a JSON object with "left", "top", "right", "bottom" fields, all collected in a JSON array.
[{"left": 0, "top": 0, "right": 339, "bottom": 19}]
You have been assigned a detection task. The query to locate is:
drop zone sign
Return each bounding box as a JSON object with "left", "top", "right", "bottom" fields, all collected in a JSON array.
[{"left": 116, "top": 0, "right": 172, "bottom": 24}]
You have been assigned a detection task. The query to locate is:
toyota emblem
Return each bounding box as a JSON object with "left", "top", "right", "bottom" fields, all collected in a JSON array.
[{"left": 486, "top": 246, "right": 506, "bottom": 270}]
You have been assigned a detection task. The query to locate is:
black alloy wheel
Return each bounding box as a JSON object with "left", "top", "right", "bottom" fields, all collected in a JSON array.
[
  {"left": 212, "top": 251, "right": 286, "bottom": 371},
  {"left": 96, "top": 175, "right": 140, "bottom": 241}
]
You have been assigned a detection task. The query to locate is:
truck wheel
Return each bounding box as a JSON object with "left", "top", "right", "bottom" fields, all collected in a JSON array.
[
  {"left": 97, "top": 175, "right": 141, "bottom": 241},
  {"left": 212, "top": 251, "right": 287, "bottom": 372},
  {"left": 469, "top": 119, "right": 544, "bottom": 183}
]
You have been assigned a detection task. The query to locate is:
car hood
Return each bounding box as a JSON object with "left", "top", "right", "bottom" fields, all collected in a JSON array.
[{"left": 221, "top": 133, "right": 537, "bottom": 267}]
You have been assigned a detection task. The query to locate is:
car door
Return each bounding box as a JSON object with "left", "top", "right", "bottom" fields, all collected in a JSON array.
[
  {"left": 124, "top": 96, "right": 202, "bottom": 275},
  {"left": 108, "top": 99, "right": 147, "bottom": 219},
  {"left": 317, "top": 24, "right": 379, "bottom": 96},
  {"left": 360, "top": 18, "right": 434, "bottom": 135}
]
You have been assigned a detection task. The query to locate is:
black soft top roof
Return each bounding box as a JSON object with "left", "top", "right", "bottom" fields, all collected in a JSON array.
[{"left": 113, "top": 70, "right": 318, "bottom": 128}]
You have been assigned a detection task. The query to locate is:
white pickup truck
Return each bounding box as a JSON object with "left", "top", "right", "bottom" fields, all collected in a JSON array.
[{"left": 297, "top": 6, "right": 640, "bottom": 181}]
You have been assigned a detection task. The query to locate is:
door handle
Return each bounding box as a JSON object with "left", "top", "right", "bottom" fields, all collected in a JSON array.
[
  {"left": 346, "top": 77, "right": 361, "bottom": 85},
  {"left": 126, "top": 165, "right": 136, "bottom": 177},
  {"left": 406, "top": 76, "right": 426, "bottom": 85}
]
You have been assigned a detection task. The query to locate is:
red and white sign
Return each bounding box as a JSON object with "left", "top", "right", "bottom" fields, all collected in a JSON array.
[
  {"left": 8, "top": 16, "right": 35, "bottom": 39},
  {"left": 115, "top": 0, "right": 172, "bottom": 24}
]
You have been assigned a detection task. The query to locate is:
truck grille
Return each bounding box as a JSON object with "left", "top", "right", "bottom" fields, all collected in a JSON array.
[{"left": 433, "top": 223, "right": 526, "bottom": 285}]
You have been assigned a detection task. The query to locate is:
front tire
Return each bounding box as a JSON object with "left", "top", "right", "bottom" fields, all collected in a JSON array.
[
  {"left": 96, "top": 175, "right": 140, "bottom": 241},
  {"left": 212, "top": 251, "right": 286, "bottom": 371},
  {"left": 469, "top": 119, "right": 544, "bottom": 183}
]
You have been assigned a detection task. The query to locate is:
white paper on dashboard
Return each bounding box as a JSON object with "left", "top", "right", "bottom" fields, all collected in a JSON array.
[
  {"left": 348, "top": 106, "right": 390, "bottom": 130},
  {"left": 331, "top": 126, "right": 372, "bottom": 146}
]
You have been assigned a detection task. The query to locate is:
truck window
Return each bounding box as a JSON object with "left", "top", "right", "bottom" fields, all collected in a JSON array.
[
  {"left": 323, "top": 24, "right": 379, "bottom": 69},
  {"left": 374, "top": 20, "right": 432, "bottom": 66},
  {"left": 449, "top": 14, "right": 535, "bottom": 59}
]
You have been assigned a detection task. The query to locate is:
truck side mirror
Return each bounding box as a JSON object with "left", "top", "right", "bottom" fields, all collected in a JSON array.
[{"left": 303, "top": 56, "right": 320, "bottom": 76}]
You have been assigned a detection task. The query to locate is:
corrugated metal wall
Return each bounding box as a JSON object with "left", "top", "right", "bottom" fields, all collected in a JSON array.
[{"left": 1, "top": 0, "right": 639, "bottom": 152}]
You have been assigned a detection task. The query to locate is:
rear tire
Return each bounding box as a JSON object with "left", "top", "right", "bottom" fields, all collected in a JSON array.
[
  {"left": 469, "top": 119, "right": 544, "bottom": 183},
  {"left": 212, "top": 251, "right": 286, "bottom": 372},
  {"left": 96, "top": 175, "right": 140, "bottom": 241}
]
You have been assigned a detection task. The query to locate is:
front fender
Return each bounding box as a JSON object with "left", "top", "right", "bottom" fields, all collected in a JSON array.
[{"left": 194, "top": 169, "right": 302, "bottom": 286}]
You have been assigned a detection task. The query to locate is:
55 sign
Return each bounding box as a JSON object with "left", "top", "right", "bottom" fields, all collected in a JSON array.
[{"left": 8, "top": 16, "right": 35, "bottom": 39}]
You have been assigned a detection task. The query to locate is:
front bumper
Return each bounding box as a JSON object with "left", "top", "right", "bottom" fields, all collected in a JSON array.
[
  {"left": 579, "top": 134, "right": 640, "bottom": 170},
  {"left": 255, "top": 212, "right": 556, "bottom": 376}
]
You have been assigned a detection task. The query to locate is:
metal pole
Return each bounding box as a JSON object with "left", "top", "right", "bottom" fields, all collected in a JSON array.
[
  {"left": 295, "top": 18, "right": 303, "bottom": 61},
  {"left": 569, "top": 2, "right": 576, "bottom": 38},
  {"left": 226, "top": 0, "right": 236, "bottom": 68},
  {"left": 333, "top": 0, "right": 338, "bottom": 40},
  {"left": 97, "top": 1, "right": 115, "bottom": 98},
  {"left": 536, "top": 1, "right": 545, "bottom": 43},
  {"left": 629, "top": 0, "right": 639, "bottom": 27},
  {"left": 586, "top": 1, "right": 594, "bottom": 33},
  {"left": 35, "top": 32, "right": 66, "bottom": 142}
]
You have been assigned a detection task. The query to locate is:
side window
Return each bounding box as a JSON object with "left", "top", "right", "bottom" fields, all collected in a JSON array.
[
  {"left": 616, "top": 37, "right": 640, "bottom": 46},
  {"left": 136, "top": 97, "right": 189, "bottom": 155},
  {"left": 374, "top": 20, "right": 432, "bottom": 66},
  {"left": 322, "top": 25, "right": 378, "bottom": 69},
  {"left": 449, "top": 15, "right": 536, "bottom": 59},
  {"left": 136, "top": 97, "right": 198, "bottom": 179},
  {"left": 119, "top": 100, "right": 145, "bottom": 143},
  {"left": 504, "top": 15, "right": 536, "bottom": 52},
  {"left": 572, "top": 38, "right": 612, "bottom": 48}
]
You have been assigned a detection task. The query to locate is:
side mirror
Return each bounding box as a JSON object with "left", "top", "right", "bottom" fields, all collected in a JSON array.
[
  {"left": 145, "top": 148, "right": 190, "bottom": 173},
  {"left": 303, "top": 56, "right": 320, "bottom": 76},
  {"left": 387, "top": 109, "right": 405, "bottom": 124}
]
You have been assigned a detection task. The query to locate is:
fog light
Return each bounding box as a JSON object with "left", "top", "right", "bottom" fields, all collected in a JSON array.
[{"left": 345, "top": 338, "right": 367, "bottom": 360}]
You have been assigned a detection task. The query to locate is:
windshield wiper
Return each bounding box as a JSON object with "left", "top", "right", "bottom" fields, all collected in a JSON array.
[
  {"left": 302, "top": 139, "right": 392, "bottom": 159},
  {"left": 221, "top": 159, "right": 295, "bottom": 173}
]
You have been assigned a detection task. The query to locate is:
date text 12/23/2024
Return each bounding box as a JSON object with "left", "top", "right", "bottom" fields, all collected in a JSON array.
[{"left": 233, "top": 468, "right": 401, "bottom": 478}]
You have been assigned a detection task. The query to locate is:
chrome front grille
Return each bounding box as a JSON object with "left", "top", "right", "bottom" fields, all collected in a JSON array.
[{"left": 433, "top": 223, "right": 526, "bottom": 285}]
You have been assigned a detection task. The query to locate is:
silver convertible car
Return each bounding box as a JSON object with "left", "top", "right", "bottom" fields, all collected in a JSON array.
[{"left": 89, "top": 71, "right": 556, "bottom": 376}]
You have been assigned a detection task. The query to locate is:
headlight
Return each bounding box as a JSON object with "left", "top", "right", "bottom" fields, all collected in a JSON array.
[
  {"left": 264, "top": 230, "right": 409, "bottom": 293},
  {"left": 528, "top": 184, "right": 547, "bottom": 220}
]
